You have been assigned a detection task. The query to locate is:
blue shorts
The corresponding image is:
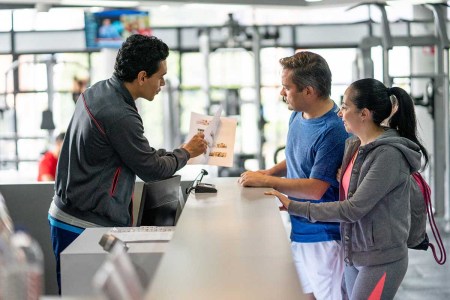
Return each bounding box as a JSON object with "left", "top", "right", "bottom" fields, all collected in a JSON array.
[{"left": 48, "top": 215, "right": 84, "bottom": 294}]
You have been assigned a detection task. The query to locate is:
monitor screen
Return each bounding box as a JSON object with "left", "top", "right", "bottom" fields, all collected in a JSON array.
[
  {"left": 84, "top": 9, "right": 151, "bottom": 49},
  {"left": 136, "top": 175, "right": 182, "bottom": 227}
]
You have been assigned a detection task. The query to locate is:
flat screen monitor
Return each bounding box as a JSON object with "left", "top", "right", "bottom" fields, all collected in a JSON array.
[
  {"left": 136, "top": 175, "right": 182, "bottom": 227},
  {"left": 84, "top": 9, "right": 151, "bottom": 49},
  {"left": 180, "top": 180, "right": 194, "bottom": 203}
]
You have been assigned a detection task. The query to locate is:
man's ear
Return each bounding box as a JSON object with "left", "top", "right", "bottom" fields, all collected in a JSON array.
[
  {"left": 304, "top": 86, "right": 314, "bottom": 96},
  {"left": 137, "top": 71, "right": 147, "bottom": 86}
]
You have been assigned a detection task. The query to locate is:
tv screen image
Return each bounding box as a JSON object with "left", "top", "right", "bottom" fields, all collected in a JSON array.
[{"left": 85, "top": 9, "right": 151, "bottom": 48}]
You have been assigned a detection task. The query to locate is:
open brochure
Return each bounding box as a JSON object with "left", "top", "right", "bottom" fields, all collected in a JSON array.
[{"left": 186, "top": 108, "right": 237, "bottom": 167}]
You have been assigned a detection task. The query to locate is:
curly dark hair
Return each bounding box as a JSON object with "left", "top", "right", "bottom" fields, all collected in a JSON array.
[{"left": 114, "top": 34, "right": 169, "bottom": 82}]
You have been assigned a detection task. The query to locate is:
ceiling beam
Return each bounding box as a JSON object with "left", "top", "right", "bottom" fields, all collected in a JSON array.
[
  {"left": 0, "top": 0, "right": 446, "bottom": 10},
  {"left": 0, "top": 0, "right": 381, "bottom": 9}
]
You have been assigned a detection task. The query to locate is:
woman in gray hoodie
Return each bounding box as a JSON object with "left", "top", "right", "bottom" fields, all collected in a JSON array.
[{"left": 266, "top": 78, "right": 429, "bottom": 300}]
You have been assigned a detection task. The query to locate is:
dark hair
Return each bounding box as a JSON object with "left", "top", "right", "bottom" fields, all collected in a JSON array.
[
  {"left": 279, "top": 51, "right": 332, "bottom": 99},
  {"left": 114, "top": 34, "right": 169, "bottom": 82},
  {"left": 348, "top": 78, "right": 429, "bottom": 168}
]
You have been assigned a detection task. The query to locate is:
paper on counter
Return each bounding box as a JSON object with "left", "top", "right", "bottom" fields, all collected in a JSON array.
[{"left": 108, "top": 226, "right": 174, "bottom": 243}]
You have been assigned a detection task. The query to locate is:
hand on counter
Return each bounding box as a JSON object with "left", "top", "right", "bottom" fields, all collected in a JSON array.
[
  {"left": 264, "top": 190, "right": 290, "bottom": 211},
  {"left": 238, "top": 170, "right": 273, "bottom": 187}
]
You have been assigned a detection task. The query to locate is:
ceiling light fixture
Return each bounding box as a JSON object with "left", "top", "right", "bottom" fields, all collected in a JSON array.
[
  {"left": 60, "top": 0, "right": 140, "bottom": 8},
  {"left": 159, "top": 5, "right": 170, "bottom": 11}
]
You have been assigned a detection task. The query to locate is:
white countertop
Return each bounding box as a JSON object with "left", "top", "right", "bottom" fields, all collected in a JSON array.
[{"left": 144, "top": 177, "right": 304, "bottom": 300}]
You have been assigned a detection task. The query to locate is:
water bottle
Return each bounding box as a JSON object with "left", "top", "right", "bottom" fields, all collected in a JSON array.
[
  {"left": 0, "top": 193, "right": 44, "bottom": 300},
  {"left": 0, "top": 234, "right": 13, "bottom": 300},
  {"left": 0, "top": 193, "right": 14, "bottom": 241},
  {"left": 8, "top": 231, "right": 44, "bottom": 300},
  {"left": 0, "top": 192, "right": 17, "bottom": 300}
]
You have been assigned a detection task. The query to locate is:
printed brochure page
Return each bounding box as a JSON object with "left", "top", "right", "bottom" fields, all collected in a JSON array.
[{"left": 186, "top": 108, "right": 237, "bottom": 167}]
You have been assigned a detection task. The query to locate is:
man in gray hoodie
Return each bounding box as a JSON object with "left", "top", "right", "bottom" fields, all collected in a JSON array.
[{"left": 48, "top": 34, "right": 207, "bottom": 293}]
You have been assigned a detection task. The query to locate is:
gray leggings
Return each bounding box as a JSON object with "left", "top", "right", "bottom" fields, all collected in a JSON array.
[{"left": 344, "top": 256, "right": 408, "bottom": 300}]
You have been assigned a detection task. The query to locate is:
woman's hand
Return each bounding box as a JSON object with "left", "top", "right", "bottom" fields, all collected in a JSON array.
[{"left": 264, "top": 190, "right": 291, "bottom": 211}]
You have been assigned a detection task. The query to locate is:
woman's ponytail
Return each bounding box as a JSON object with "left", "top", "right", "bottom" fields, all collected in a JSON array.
[{"left": 389, "top": 87, "right": 429, "bottom": 168}]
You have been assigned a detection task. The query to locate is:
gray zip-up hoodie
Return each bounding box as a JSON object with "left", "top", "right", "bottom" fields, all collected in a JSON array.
[{"left": 288, "top": 128, "right": 421, "bottom": 266}]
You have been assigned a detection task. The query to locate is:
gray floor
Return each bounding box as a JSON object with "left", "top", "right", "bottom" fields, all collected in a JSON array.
[{"left": 395, "top": 221, "right": 450, "bottom": 300}]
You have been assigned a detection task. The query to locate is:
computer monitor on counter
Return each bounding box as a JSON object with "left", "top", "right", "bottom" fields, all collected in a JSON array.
[{"left": 136, "top": 175, "right": 183, "bottom": 227}]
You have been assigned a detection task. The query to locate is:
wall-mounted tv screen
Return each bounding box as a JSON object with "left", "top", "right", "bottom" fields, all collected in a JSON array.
[{"left": 85, "top": 10, "right": 151, "bottom": 48}]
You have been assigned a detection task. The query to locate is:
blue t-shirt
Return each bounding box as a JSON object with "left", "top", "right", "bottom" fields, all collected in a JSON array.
[{"left": 286, "top": 103, "right": 348, "bottom": 243}]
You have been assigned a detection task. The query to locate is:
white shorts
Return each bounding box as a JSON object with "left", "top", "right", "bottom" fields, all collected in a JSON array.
[{"left": 291, "top": 240, "right": 344, "bottom": 300}]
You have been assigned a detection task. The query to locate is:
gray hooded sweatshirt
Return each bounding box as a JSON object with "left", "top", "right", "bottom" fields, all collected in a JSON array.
[{"left": 288, "top": 128, "right": 422, "bottom": 267}]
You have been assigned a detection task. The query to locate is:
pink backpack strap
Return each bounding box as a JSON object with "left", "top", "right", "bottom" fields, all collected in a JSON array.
[{"left": 412, "top": 172, "right": 446, "bottom": 265}]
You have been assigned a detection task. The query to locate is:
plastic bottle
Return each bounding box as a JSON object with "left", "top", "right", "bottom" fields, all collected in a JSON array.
[
  {"left": 0, "top": 193, "right": 44, "bottom": 300},
  {"left": 0, "top": 232, "right": 44, "bottom": 300},
  {"left": 0, "top": 192, "right": 14, "bottom": 241},
  {"left": 0, "top": 192, "right": 16, "bottom": 300},
  {"left": 0, "top": 235, "right": 12, "bottom": 300}
]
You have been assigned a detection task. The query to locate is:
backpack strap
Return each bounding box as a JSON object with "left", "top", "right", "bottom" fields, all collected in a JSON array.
[{"left": 412, "top": 172, "right": 447, "bottom": 265}]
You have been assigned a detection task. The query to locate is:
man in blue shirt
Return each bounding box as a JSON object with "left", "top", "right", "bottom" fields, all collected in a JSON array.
[{"left": 239, "top": 51, "right": 348, "bottom": 300}]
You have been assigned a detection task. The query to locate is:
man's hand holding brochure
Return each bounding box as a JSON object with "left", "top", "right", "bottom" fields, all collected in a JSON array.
[{"left": 186, "top": 107, "right": 237, "bottom": 167}]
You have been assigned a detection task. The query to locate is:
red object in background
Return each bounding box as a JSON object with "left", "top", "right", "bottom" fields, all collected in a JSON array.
[
  {"left": 422, "top": 46, "right": 435, "bottom": 56},
  {"left": 37, "top": 151, "right": 57, "bottom": 181}
]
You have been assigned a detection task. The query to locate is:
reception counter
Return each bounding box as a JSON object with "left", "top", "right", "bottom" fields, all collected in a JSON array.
[
  {"left": 61, "top": 227, "right": 173, "bottom": 296},
  {"left": 144, "top": 177, "right": 304, "bottom": 299}
]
